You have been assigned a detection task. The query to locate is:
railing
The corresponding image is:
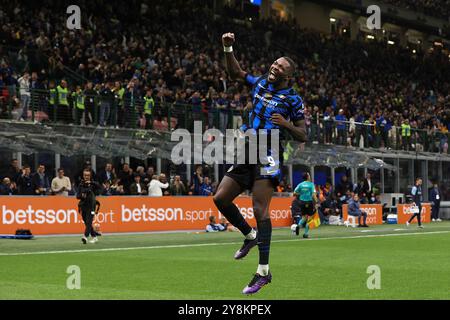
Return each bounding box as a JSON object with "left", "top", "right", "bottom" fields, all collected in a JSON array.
[
  {"left": 1, "top": 86, "right": 448, "bottom": 154},
  {"left": 301, "top": 118, "right": 449, "bottom": 154}
]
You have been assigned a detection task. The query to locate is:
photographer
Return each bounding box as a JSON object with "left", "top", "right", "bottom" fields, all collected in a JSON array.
[{"left": 77, "top": 169, "right": 102, "bottom": 244}]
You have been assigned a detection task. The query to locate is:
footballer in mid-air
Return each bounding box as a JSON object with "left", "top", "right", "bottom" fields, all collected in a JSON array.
[{"left": 213, "top": 32, "right": 307, "bottom": 294}]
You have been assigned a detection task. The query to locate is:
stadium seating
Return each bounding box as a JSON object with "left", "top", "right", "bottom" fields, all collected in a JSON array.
[
  {"left": 380, "top": 0, "right": 450, "bottom": 21},
  {"left": 0, "top": 1, "right": 448, "bottom": 145}
]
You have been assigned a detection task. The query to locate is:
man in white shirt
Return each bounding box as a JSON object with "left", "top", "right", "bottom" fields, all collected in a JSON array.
[
  {"left": 148, "top": 174, "right": 169, "bottom": 197},
  {"left": 51, "top": 168, "right": 72, "bottom": 196}
]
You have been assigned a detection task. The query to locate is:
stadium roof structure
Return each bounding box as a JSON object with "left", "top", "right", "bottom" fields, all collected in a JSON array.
[
  {"left": 1, "top": 121, "right": 447, "bottom": 170},
  {"left": 0, "top": 121, "right": 170, "bottom": 160},
  {"left": 284, "top": 142, "right": 398, "bottom": 171}
]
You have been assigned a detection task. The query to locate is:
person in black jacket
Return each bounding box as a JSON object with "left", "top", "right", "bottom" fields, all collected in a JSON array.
[
  {"left": 98, "top": 162, "right": 116, "bottom": 184},
  {"left": 361, "top": 172, "right": 373, "bottom": 198},
  {"left": 99, "top": 81, "right": 114, "bottom": 126},
  {"left": 17, "top": 165, "right": 34, "bottom": 195},
  {"left": 31, "top": 164, "right": 50, "bottom": 196},
  {"left": 123, "top": 80, "right": 140, "bottom": 128},
  {"left": 336, "top": 175, "right": 352, "bottom": 197},
  {"left": 429, "top": 181, "right": 442, "bottom": 222},
  {"left": 30, "top": 71, "right": 46, "bottom": 113},
  {"left": 75, "top": 160, "right": 97, "bottom": 186},
  {"left": 118, "top": 163, "right": 133, "bottom": 195},
  {"left": 77, "top": 169, "right": 102, "bottom": 244},
  {"left": 84, "top": 82, "right": 97, "bottom": 125},
  {"left": 335, "top": 175, "right": 352, "bottom": 212},
  {"left": 5, "top": 159, "right": 21, "bottom": 183}
]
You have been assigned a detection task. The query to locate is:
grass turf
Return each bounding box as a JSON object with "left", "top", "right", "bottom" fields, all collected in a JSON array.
[{"left": 0, "top": 222, "right": 449, "bottom": 299}]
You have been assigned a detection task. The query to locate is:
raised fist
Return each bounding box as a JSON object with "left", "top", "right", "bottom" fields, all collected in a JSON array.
[{"left": 222, "top": 32, "right": 235, "bottom": 47}]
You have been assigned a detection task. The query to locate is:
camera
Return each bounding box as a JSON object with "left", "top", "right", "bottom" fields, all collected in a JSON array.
[{"left": 78, "top": 180, "right": 96, "bottom": 199}]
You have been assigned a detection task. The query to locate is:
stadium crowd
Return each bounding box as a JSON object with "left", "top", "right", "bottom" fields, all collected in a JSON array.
[
  {"left": 0, "top": 158, "right": 219, "bottom": 197},
  {"left": 1, "top": 0, "right": 449, "bottom": 153},
  {"left": 380, "top": 0, "right": 450, "bottom": 21}
]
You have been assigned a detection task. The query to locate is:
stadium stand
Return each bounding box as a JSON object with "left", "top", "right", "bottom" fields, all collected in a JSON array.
[
  {"left": 1, "top": 1, "right": 448, "bottom": 131},
  {"left": 380, "top": 0, "right": 450, "bottom": 21}
]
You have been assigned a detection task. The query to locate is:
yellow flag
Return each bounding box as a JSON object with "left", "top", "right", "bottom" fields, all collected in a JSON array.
[{"left": 307, "top": 212, "right": 321, "bottom": 229}]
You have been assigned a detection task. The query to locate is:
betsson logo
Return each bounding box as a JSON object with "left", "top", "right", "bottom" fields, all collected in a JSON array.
[
  {"left": 120, "top": 205, "right": 291, "bottom": 222},
  {"left": 402, "top": 205, "right": 425, "bottom": 215},
  {"left": 1, "top": 205, "right": 215, "bottom": 225},
  {"left": 2, "top": 205, "right": 79, "bottom": 225}
]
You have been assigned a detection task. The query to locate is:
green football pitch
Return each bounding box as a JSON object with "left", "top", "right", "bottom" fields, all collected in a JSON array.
[{"left": 1, "top": 222, "right": 449, "bottom": 300}]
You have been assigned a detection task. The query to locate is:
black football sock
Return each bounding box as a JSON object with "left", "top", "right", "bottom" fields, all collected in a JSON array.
[
  {"left": 257, "top": 219, "right": 272, "bottom": 265},
  {"left": 214, "top": 201, "right": 252, "bottom": 236}
]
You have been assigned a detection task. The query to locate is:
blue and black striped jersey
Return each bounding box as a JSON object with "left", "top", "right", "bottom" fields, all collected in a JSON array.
[{"left": 241, "top": 73, "right": 305, "bottom": 132}]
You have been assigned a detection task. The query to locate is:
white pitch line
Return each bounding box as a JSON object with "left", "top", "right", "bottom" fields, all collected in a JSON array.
[{"left": 0, "top": 230, "right": 449, "bottom": 257}]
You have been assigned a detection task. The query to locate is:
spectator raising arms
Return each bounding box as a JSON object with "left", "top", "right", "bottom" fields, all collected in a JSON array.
[
  {"left": 16, "top": 165, "right": 33, "bottom": 195},
  {"left": 148, "top": 174, "right": 169, "bottom": 197},
  {"left": 170, "top": 175, "right": 187, "bottom": 195}
]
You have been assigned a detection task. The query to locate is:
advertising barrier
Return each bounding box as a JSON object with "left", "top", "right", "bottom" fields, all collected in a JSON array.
[
  {"left": 397, "top": 203, "right": 431, "bottom": 224},
  {"left": 342, "top": 204, "right": 383, "bottom": 225},
  {"left": 0, "top": 196, "right": 294, "bottom": 235}
]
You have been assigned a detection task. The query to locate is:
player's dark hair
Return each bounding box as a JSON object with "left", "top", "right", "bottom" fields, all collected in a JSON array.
[
  {"left": 303, "top": 172, "right": 310, "bottom": 181},
  {"left": 282, "top": 56, "right": 297, "bottom": 76}
]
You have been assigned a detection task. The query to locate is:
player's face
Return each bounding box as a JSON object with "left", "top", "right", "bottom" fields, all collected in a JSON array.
[
  {"left": 83, "top": 171, "right": 91, "bottom": 182},
  {"left": 268, "top": 58, "right": 291, "bottom": 83}
]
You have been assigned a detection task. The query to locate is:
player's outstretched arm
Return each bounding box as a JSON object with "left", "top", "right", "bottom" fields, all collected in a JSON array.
[{"left": 222, "top": 32, "right": 246, "bottom": 81}]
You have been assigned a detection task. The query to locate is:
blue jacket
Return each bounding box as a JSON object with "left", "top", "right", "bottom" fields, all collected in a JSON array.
[
  {"left": 429, "top": 187, "right": 441, "bottom": 204},
  {"left": 335, "top": 114, "right": 347, "bottom": 130},
  {"left": 200, "top": 183, "right": 213, "bottom": 196},
  {"left": 348, "top": 199, "right": 361, "bottom": 216},
  {"left": 0, "top": 184, "right": 15, "bottom": 195},
  {"left": 356, "top": 115, "right": 365, "bottom": 125},
  {"left": 376, "top": 116, "right": 392, "bottom": 132}
]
